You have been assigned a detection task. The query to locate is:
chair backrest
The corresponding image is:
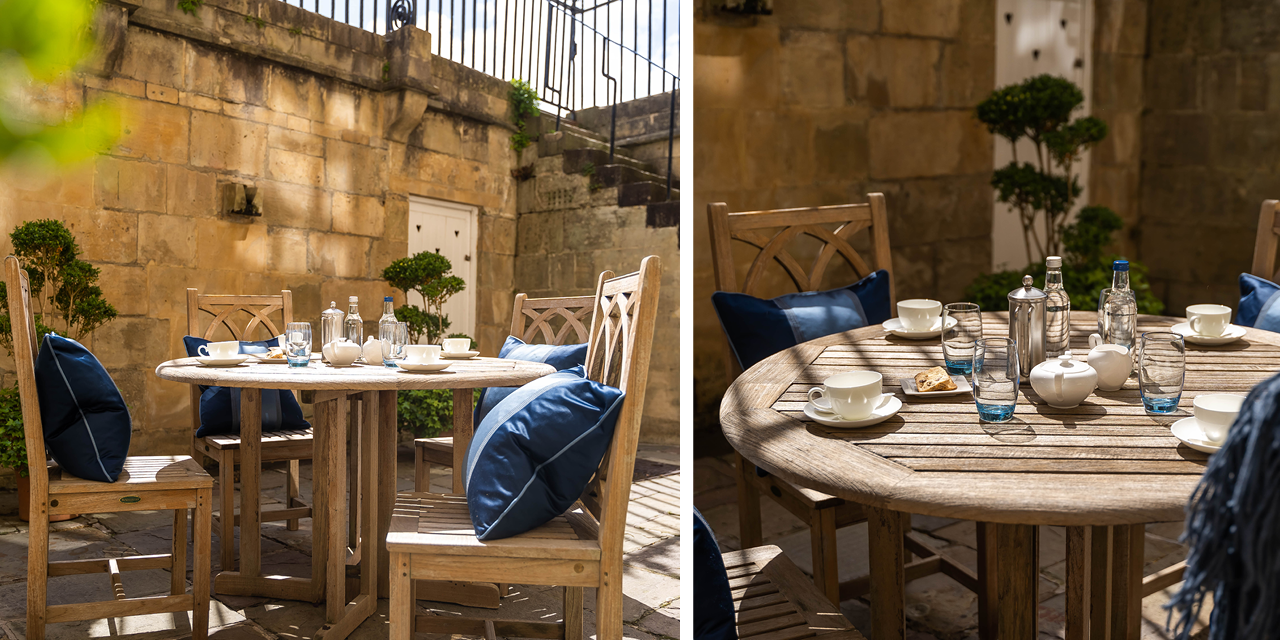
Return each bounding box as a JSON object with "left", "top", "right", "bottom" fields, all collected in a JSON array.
[
  {"left": 5, "top": 256, "right": 50, "bottom": 505},
  {"left": 185, "top": 289, "right": 293, "bottom": 431},
  {"left": 508, "top": 293, "right": 595, "bottom": 345},
  {"left": 1250, "top": 199, "right": 1280, "bottom": 280},
  {"left": 707, "top": 194, "right": 894, "bottom": 378},
  {"left": 578, "top": 256, "right": 661, "bottom": 555}
]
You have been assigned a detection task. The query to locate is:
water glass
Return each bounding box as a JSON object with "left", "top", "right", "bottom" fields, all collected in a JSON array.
[
  {"left": 285, "top": 322, "right": 312, "bottom": 368},
  {"left": 973, "top": 337, "right": 1019, "bottom": 422},
  {"left": 1138, "top": 331, "right": 1185, "bottom": 414},
  {"left": 380, "top": 321, "right": 408, "bottom": 367},
  {"left": 942, "top": 302, "right": 982, "bottom": 375}
]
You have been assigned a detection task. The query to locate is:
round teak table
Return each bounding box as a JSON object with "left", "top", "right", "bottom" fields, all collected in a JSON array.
[
  {"left": 720, "top": 312, "right": 1280, "bottom": 640},
  {"left": 156, "top": 356, "right": 555, "bottom": 640}
]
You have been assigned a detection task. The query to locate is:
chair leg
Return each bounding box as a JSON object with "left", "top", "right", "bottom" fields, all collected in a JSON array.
[
  {"left": 810, "top": 508, "right": 840, "bottom": 605},
  {"left": 389, "top": 552, "right": 412, "bottom": 640},
  {"left": 193, "top": 488, "right": 211, "bottom": 640},
  {"left": 564, "top": 587, "right": 584, "bottom": 640},
  {"left": 27, "top": 498, "right": 48, "bottom": 640},
  {"left": 735, "top": 452, "right": 764, "bottom": 548},
  {"left": 286, "top": 458, "right": 301, "bottom": 531},
  {"left": 219, "top": 453, "right": 236, "bottom": 571},
  {"left": 414, "top": 446, "right": 428, "bottom": 492},
  {"left": 596, "top": 581, "right": 623, "bottom": 640},
  {"left": 171, "top": 508, "right": 188, "bottom": 595}
]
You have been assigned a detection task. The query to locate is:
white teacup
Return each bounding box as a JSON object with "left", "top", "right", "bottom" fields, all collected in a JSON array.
[
  {"left": 807, "top": 371, "right": 890, "bottom": 421},
  {"left": 1193, "top": 393, "right": 1245, "bottom": 443},
  {"left": 897, "top": 299, "right": 942, "bottom": 331},
  {"left": 1187, "top": 304, "right": 1232, "bottom": 337},
  {"left": 404, "top": 344, "right": 441, "bottom": 363},
  {"left": 198, "top": 341, "right": 239, "bottom": 359},
  {"left": 442, "top": 338, "right": 471, "bottom": 354}
]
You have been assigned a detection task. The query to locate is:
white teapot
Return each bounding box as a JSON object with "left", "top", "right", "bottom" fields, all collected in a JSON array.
[
  {"left": 1087, "top": 334, "right": 1132, "bottom": 391},
  {"left": 322, "top": 338, "right": 361, "bottom": 366},
  {"left": 1029, "top": 352, "right": 1098, "bottom": 409}
]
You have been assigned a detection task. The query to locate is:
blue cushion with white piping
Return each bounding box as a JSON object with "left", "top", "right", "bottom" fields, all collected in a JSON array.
[
  {"left": 182, "top": 336, "right": 309, "bottom": 437},
  {"left": 1238, "top": 273, "right": 1280, "bottom": 333},
  {"left": 693, "top": 507, "right": 738, "bottom": 640},
  {"left": 34, "top": 334, "right": 131, "bottom": 483},
  {"left": 463, "top": 365, "right": 624, "bottom": 540},
  {"left": 711, "top": 269, "right": 892, "bottom": 370},
  {"left": 473, "top": 336, "right": 589, "bottom": 426}
]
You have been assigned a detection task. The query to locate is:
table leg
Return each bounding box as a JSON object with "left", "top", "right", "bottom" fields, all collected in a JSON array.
[
  {"left": 1089, "top": 525, "right": 1113, "bottom": 640},
  {"left": 1065, "top": 526, "right": 1090, "bottom": 640},
  {"left": 1109, "top": 524, "right": 1144, "bottom": 640},
  {"left": 976, "top": 523, "right": 998, "bottom": 640},
  {"left": 977, "top": 523, "right": 1038, "bottom": 639},
  {"left": 450, "top": 388, "right": 474, "bottom": 491},
  {"left": 326, "top": 394, "right": 349, "bottom": 622},
  {"left": 866, "top": 505, "right": 905, "bottom": 640},
  {"left": 310, "top": 397, "right": 334, "bottom": 603},
  {"left": 240, "top": 389, "right": 261, "bottom": 578},
  {"left": 377, "top": 389, "right": 397, "bottom": 599}
]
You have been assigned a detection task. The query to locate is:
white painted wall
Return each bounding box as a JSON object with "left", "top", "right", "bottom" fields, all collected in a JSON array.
[
  {"left": 992, "top": 0, "right": 1094, "bottom": 270},
  {"left": 407, "top": 196, "right": 478, "bottom": 341}
]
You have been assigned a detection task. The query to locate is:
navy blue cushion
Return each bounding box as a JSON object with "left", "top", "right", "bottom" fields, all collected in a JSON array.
[
  {"left": 183, "top": 336, "right": 309, "bottom": 437},
  {"left": 463, "top": 365, "right": 624, "bottom": 540},
  {"left": 1238, "top": 273, "right": 1280, "bottom": 332},
  {"left": 712, "top": 269, "right": 892, "bottom": 370},
  {"left": 473, "top": 336, "right": 589, "bottom": 426},
  {"left": 693, "top": 508, "right": 738, "bottom": 640},
  {"left": 34, "top": 335, "right": 131, "bottom": 482}
]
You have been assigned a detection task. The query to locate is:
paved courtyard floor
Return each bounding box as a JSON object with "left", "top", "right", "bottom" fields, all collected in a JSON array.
[
  {"left": 695, "top": 454, "right": 1211, "bottom": 640},
  {"left": 0, "top": 444, "right": 679, "bottom": 640}
]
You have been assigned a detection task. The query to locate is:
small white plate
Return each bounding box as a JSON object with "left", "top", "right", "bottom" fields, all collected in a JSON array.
[
  {"left": 398, "top": 361, "right": 451, "bottom": 372},
  {"left": 1171, "top": 322, "right": 1246, "bottom": 346},
  {"left": 441, "top": 350, "right": 480, "bottom": 359},
  {"left": 1170, "top": 417, "right": 1222, "bottom": 454},
  {"left": 802, "top": 395, "right": 902, "bottom": 429},
  {"left": 257, "top": 352, "right": 321, "bottom": 364},
  {"left": 882, "top": 316, "right": 958, "bottom": 339},
  {"left": 196, "top": 355, "right": 251, "bottom": 367},
  {"left": 899, "top": 375, "right": 972, "bottom": 397}
]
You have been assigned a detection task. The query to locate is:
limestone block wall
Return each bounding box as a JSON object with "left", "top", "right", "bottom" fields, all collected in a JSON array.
[
  {"left": 0, "top": 0, "right": 518, "bottom": 456},
  {"left": 691, "top": 0, "right": 996, "bottom": 440}
]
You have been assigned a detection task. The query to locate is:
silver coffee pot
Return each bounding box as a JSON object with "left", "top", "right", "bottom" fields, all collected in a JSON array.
[{"left": 1008, "top": 275, "right": 1047, "bottom": 384}]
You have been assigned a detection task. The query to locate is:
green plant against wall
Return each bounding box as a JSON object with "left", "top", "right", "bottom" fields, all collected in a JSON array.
[
  {"left": 381, "top": 251, "right": 466, "bottom": 345},
  {"left": 977, "top": 74, "right": 1107, "bottom": 264},
  {"left": 0, "top": 386, "right": 26, "bottom": 477},
  {"left": 509, "top": 79, "right": 539, "bottom": 151}
]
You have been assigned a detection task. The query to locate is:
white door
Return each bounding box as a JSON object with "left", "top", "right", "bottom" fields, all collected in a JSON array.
[{"left": 407, "top": 196, "right": 477, "bottom": 342}]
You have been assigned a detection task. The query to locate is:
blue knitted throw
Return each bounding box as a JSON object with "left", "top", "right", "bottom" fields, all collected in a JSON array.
[{"left": 1167, "top": 373, "right": 1280, "bottom": 639}]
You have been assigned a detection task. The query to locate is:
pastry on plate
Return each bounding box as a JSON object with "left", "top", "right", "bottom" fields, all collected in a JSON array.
[{"left": 914, "top": 366, "right": 956, "bottom": 392}]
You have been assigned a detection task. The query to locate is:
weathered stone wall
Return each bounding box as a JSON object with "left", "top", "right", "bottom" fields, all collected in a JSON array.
[
  {"left": 0, "top": 0, "right": 521, "bottom": 458},
  {"left": 691, "top": 0, "right": 996, "bottom": 441},
  {"left": 1133, "top": 0, "right": 1280, "bottom": 310}
]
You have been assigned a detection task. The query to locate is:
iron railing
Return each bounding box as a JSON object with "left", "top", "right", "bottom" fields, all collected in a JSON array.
[{"left": 278, "top": 0, "right": 680, "bottom": 198}]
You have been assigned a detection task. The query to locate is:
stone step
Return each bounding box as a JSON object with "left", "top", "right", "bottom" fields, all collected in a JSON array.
[
  {"left": 561, "top": 148, "right": 657, "bottom": 179},
  {"left": 645, "top": 200, "right": 679, "bottom": 229},
  {"left": 619, "top": 181, "right": 679, "bottom": 207}
]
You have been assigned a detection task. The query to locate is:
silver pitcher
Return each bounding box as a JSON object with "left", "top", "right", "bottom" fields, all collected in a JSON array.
[{"left": 1008, "top": 275, "right": 1047, "bottom": 384}]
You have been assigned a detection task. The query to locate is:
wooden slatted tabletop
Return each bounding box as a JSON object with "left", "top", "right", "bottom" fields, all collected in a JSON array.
[{"left": 721, "top": 311, "right": 1280, "bottom": 527}]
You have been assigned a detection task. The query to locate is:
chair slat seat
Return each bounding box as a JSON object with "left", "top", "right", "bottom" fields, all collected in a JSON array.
[
  {"left": 202, "top": 427, "right": 314, "bottom": 450},
  {"left": 386, "top": 492, "right": 601, "bottom": 561},
  {"left": 724, "top": 546, "right": 866, "bottom": 640},
  {"left": 49, "top": 455, "right": 213, "bottom": 494}
]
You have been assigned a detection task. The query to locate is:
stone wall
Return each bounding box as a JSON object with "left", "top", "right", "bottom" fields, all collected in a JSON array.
[
  {"left": 691, "top": 0, "right": 996, "bottom": 441},
  {"left": 0, "top": 0, "right": 535, "bottom": 460}
]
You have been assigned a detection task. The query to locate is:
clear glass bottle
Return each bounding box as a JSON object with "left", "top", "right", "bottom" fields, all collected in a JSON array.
[
  {"left": 344, "top": 296, "right": 363, "bottom": 347},
  {"left": 378, "top": 296, "right": 398, "bottom": 365},
  {"left": 1044, "top": 256, "right": 1071, "bottom": 358},
  {"left": 1101, "top": 260, "right": 1138, "bottom": 350},
  {"left": 319, "top": 301, "right": 344, "bottom": 361}
]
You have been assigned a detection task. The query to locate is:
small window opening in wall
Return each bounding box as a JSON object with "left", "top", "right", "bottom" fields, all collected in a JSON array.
[{"left": 1005, "top": 12, "right": 1013, "bottom": 23}]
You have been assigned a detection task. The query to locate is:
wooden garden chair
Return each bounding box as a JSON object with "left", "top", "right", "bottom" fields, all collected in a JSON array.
[
  {"left": 1250, "top": 199, "right": 1280, "bottom": 279},
  {"left": 387, "top": 256, "right": 661, "bottom": 640},
  {"left": 412, "top": 292, "right": 596, "bottom": 492},
  {"left": 6, "top": 256, "right": 213, "bottom": 640},
  {"left": 726, "top": 546, "right": 867, "bottom": 639},
  {"left": 186, "top": 288, "right": 313, "bottom": 570}
]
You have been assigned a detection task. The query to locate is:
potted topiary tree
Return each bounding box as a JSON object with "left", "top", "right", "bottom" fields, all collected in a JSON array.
[{"left": 0, "top": 219, "right": 118, "bottom": 520}]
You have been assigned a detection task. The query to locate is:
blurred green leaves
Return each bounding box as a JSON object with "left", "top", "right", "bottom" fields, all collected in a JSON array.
[{"left": 0, "top": 0, "right": 119, "bottom": 168}]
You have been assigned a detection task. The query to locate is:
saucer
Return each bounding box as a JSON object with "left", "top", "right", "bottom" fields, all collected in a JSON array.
[
  {"left": 1171, "top": 322, "right": 1246, "bottom": 346},
  {"left": 900, "top": 375, "right": 972, "bottom": 397},
  {"left": 882, "top": 316, "right": 958, "bottom": 339},
  {"left": 1170, "top": 417, "right": 1222, "bottom": 454},
  {"left": 398, "top": 361, "right": 451, "bottom": 372},
  {"left": 441, "top": 350, "right": 480, "bottom": 359},
  {"left": 196, "top": 355, "right": 250, "bottom": 367},
  {"left": 802, "top": 395, "right": 902, "bottom": 428}
]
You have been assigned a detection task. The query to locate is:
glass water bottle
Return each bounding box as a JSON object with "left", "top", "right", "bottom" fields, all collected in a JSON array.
[
  {"left": 378, "top": 296, "right": 398, "bottom": 365},
  {"left": 1044, "top": 256, "right": 1071, "bottom": 358},
  {"left": 1100, "top": 260, "right": 1138, "bottom": 350},
  {"left": 345, "top": 296, "right": 363, "bottom": 346}
]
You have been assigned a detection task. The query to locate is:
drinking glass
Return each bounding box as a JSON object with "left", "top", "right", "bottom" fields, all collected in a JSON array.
[
  {"left": 942, "top": 302, "right": 982, "bottom": 375},
  {"left": 380, "top": 321, "right": 408, "bottom": 367},
  {"left": 1138, "top": 331, "right": 1185, "bottom": 414},
  {"left": 973, "top": 337, "right": 1019, "bottom": 422},
  {"left": 285, "top": 322, "right": 312, "bottom": 368}
]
